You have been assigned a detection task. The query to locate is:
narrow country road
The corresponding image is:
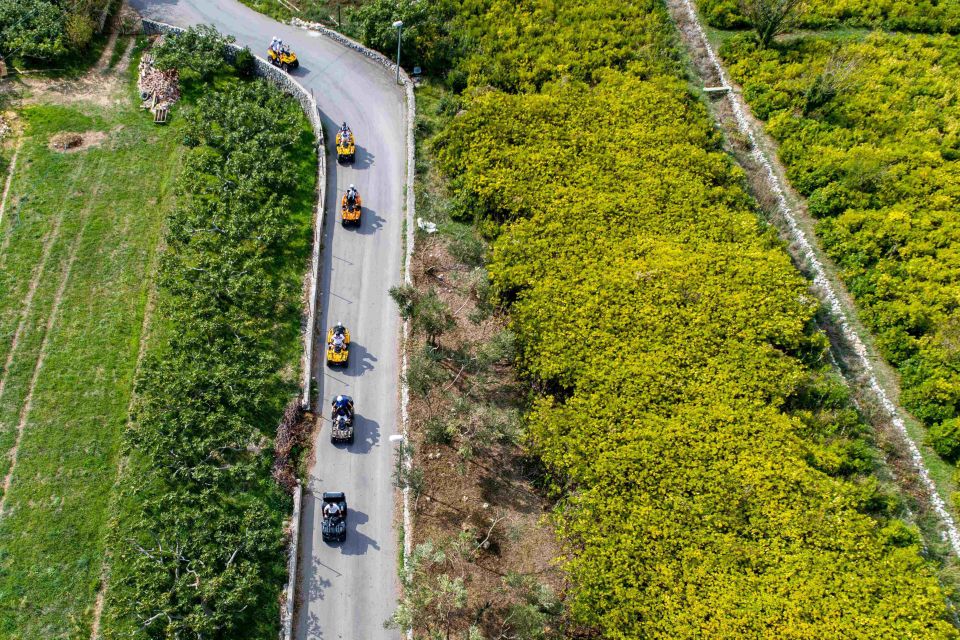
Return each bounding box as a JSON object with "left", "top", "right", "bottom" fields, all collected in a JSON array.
[{"left": 130, "top": 2, "right": 407, "bottom": 638}]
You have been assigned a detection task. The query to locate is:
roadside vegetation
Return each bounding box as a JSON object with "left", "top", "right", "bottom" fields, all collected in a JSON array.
[
  {"left": 236, "top": 0, "right": 363, "bottom": 25},
  {"left": 97, "top": 28, "right": 317, "bottom": 639},
  {"left": 339, "top": 0, "right": 960, "bottom": 637},
  {"left": 0, "top": 40, "right": 180, "bottom": 638},
  {"left": 385, "top": 83, "right": 575, "bottom": 640}
]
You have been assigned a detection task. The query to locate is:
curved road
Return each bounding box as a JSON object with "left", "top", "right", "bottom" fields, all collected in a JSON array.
[{"left": 130, "top": 2, "right": 406, "bottom": 638}]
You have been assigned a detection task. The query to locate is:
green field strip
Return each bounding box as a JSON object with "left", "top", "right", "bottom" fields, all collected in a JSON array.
[{"left": 0, "top": 104, "right": 182, "bottom": 638}]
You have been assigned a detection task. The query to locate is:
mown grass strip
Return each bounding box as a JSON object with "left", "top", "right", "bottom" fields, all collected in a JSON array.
[{"left": 0, "top": 102, "right": 182, "bottom": 639}]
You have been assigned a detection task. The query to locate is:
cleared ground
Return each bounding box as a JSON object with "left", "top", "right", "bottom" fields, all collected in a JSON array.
[{"left": 0, "top": 68, "right": 182, "bottom": 636}]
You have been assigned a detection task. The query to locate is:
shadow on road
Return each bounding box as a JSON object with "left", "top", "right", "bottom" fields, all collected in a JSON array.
[
  {"left": 307, "top": 553, "right": 334, "bottom": 601},
  {"left": 352, "top": 414, "right": 380, "bottom": 454},
  {"left": 351, "top": 144, "right": 375, "bottom": 170},
  {"left": 340, "top": 509, "right": 380, "bottom": 555},
  {"left": 345, "top": 341, "right": 377, "bottom": 376},
  {"left": 355, "top": 206, "right": 385, "bottom": 235},
  {"left": 290, "top": 63, "right": 310, "bottom": 77}
]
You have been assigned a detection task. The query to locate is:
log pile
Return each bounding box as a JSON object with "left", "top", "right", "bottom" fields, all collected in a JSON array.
[
  {"left": 138, "top": 54, "right": 180, "bottom": 111},
  {"left": 272, "top": 397, "right": 308, "bottom": 494}
]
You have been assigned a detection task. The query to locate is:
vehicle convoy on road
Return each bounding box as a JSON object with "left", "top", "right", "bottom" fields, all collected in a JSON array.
[
  {"left": 131, "top": 4, "right": 408, "bottom": 632},
  {"left": 336, "top": 121, "right": 356, "bottom": 163},
  {"left": 327, "top": 322, "right": 351, "bottom": 366},
  {"left": 267, "top": 36, "right": 298, "bottom": 71},
  {"left": 331, "top": 394, "right": 355, "bottom": 444},
  {"left": 322, "top": 492, "right": 348, "bottom": 543},
  {"left": 341, "top": 184, "right": 362, "bottom": 226}
]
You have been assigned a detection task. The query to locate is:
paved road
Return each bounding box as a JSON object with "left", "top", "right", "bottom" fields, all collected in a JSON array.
[{"left": 130, "top": 2, "right": 406, "bottom": 638}]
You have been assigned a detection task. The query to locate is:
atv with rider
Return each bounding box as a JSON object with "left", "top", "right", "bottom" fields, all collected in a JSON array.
[
  {"left": 336, "top": 122, "right": 355, "bottom": 163},
  {"left": 330, "top": 394, "right": 355, "bottom": 444},
  {"left": 341, "top": 184, "right": 362, "bottom": 227},
  {"left": 321, "top": 492, "right": 347, "bottom": 543},
  {"left": 267, "top": 37, "right": 299, "bottom": 72},
  {"left": 326, "top": 322, "right": 351, "bottom": 366}
]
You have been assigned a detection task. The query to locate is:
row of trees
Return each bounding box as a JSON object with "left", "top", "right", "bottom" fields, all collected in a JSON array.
[
  {"left": 0, "top": 0, "right": 111, "bottom": 60},
  {"left": 99, "top": 30, "right": 316, "bottom": 638},
  {"left": 724, "top": 33, "right": 960, "bottom": 474},
  {"left": 347, "top": 0, "right": 959, "bottom": 636}
]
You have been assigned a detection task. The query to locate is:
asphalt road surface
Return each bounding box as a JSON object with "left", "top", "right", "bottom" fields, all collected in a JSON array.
[{"left": 130, "top": 2, "right": 407, "bottom": 638}]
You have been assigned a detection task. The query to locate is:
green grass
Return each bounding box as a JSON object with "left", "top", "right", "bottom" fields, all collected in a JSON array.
[
  {"left": 237, "top": 0, "right": 361, "bottom": 25},
  {"left": 0, "top": 98, "right": 184, "bottom": 637},
  {"left": 107, "top": 36, "right": 133, "bottom": 70}
]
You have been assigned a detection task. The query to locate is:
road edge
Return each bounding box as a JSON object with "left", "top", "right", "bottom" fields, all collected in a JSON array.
[{"left": 289, "top": 18, "right": 418, "bottom": 632}]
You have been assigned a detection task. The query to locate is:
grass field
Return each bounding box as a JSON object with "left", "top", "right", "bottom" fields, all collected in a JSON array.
[{"left": 0, "top": 96, "right": 184, "bottom": 636}]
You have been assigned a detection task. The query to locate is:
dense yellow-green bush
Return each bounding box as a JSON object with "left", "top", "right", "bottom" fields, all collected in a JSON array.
[
  {"left": 723, "top": 33, "right": 960, "bottom": 448},
  {"left": 700, "top": 0, "right": 960, "bottom": 33},
  {"left": 436, "top": 65, "right": 957, "bottom": 637},
  {"left": 349, "top": 0, "right": 959, "bottom": 634}
]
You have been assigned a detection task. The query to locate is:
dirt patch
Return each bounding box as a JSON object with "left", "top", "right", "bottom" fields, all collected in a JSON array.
[
  {"left": 49, "top": 131, "right": 108, "bottom": 153},
  {"left": 404, "top": 232, "right": 569, "bottom": 637}
]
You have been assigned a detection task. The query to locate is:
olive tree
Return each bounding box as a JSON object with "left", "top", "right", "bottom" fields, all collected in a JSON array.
[{"left": 739, "top": 0, "right": 806, "bottom": 47}]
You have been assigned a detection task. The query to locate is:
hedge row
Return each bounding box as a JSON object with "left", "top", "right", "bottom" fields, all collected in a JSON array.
[
  {"left": 699, "top": 0, "right": 960, "bottom": 33},
  {"left": 355, "top": 0, "right": 959, "bottom": 636},
  {"left": 100, "top": 47, "right": 316, "bottom": 638}
]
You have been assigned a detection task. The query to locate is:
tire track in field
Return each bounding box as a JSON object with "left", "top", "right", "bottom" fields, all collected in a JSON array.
[
  {"left": 0, "top": 137, "right": 22, "bottom": 231},
  {"left": 0, "top": 160, "right": 86, "bottom": 401},
  {"left": 0, "top": 164, "right": 106, "bottom": 514},
  {"left": 88, "top": 236, "right": 161, "bottom": 640}
]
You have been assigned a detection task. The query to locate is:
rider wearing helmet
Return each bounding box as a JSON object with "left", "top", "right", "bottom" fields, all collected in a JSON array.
[
  {"left": 333, "top": 394, "right": 353, "bottom": 416},
  {"left": 332, "top": 322, "right": 346, "bottom": 348}
]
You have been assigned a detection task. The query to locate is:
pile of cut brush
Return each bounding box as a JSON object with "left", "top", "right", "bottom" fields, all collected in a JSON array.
[
  {"left": 138, "top": 54, "right": 180, "bottom": 111},
  {"left": 272, "top": 397, "right": 308, "bottom": 493}
]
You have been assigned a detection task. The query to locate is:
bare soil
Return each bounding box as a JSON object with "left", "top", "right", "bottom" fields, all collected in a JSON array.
[
  {"left": 406, "top": 233, "right": 568, "bottom": 637},
  {"left": 49, "top": 131, "right": 109, "bottom": 153}
]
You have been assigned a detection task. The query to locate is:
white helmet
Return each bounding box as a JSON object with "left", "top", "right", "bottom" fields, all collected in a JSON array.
[{"left": 349, "top": 184, "right": 355, "bottom": 190}]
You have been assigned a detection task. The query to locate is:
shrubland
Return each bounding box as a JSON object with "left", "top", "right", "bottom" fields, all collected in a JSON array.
[
  {"left": 99, "top": 31, "right": 316, "bottom": 638},
  {"left": 346, "top": 0, "right": 960, "bottom": 636},
  {"left": 722, "top": 33, "right": 960, "bottom": 473},
  {"left": 0, "top": 0, "right": 113, "bottom": 61},
  {"left": 699, "top": 0, "right": 960, "bottom": 33},
  {"left": 437, "top": 66, "right": 955, "bottom": 639}
]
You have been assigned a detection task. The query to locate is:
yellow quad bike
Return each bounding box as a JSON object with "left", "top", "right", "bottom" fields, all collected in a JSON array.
[
  {"left": 341, "top": 189, "right": 362, "bottom": 227},
  {"left": 336, "top": 126, "right": 355, "bottom": 163},
  {"left": 268, "top": 46, "right": 299, "bottom": 72},
  {"left": 326, "top": 324, "right": 350, "bottom": 366}
]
